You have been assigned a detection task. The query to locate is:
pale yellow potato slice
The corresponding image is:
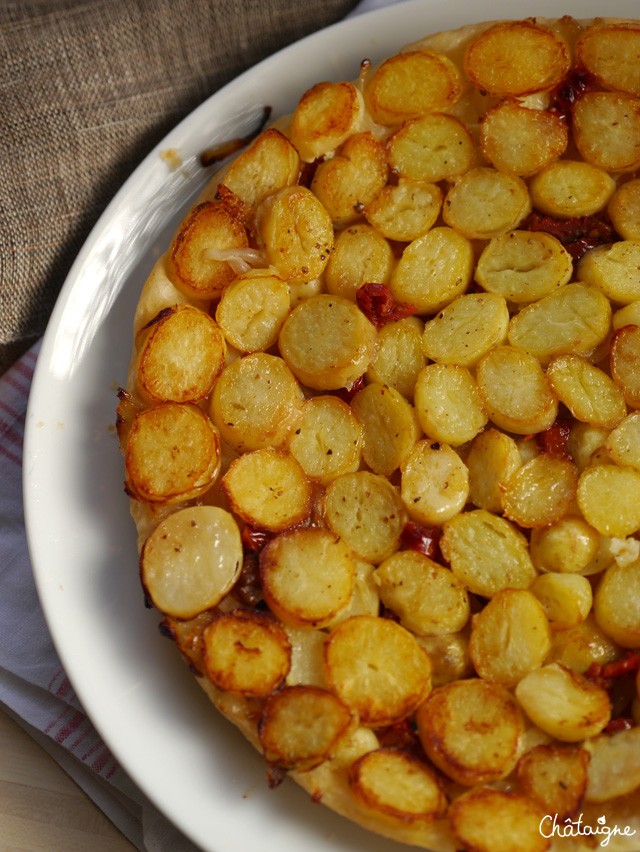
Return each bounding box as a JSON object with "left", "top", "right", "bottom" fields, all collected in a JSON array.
[
  {"left": 606, "top": 411, "right": 640, "bottom": 470},
  {"left": 416, "top": 678, "right": 524, "bottom": 786},
  {"left": 141, "top": 506, "right": 242, "bottom": 618},
  {"left": 324, "top": 471, "right": 407, "bottom": 564},
  {"left": 443, "top": 167, "right": 531, "bottom": 240},
  {"left": 502, "top": 453, "right": 579, "bottom": 529},
  {"left": 325, "top": 223, "right": 394, "bottom": 301},
  {"left": 215, "top": 270, "right": 290, "bottom": 353},
  {"left": 364, "top": 179, "right": 442, "bottom": 243},
  {"left": 374, "top": 550, "right": 469, "bottom": 637},
  {"left": 260, "top": 528, "right": 356, "bottom": 628},
  {"left": 366, "top": 316, "right": 425, "bottom": 400},
  {"left": 340, "top": 558, "right": 380, "bottom": 621},
  {"left": 577, "top": 464, "right": 640, "bottom": 538},
  {"left": 507, "top": 283, "right": 612, "bottom": 364},
  {"left": 578, "top": 240, "right": 640, "bottom": 306},
  {"left": 413, "top": 364, "right": 487, "bottom": 446},
  {"left": 364, "top": 50, "right": 462, "bottom": 126},
  {"left": 441, "top": 509, "right": 537, "bottom": 598},
  {"left": 464, "top": 20, "right": 569, "bottom": 96},
  {"left": 529, "top": 159, "right": 616, "bottom": 218},
  {"left": 390, "top": 226, "right": 473, "bottom": 314},
  {"left": 324, "top": 614, "right": 431, "bottom": 727},
  {"left": 546, "top": 614, "right": 620, "bottom": 675},
  {"left": 222, "top": 448, "right": 311, "bottom": 532},
  {"left": 288, "top": 395, "right": 362, "bottom": 483},
  {"left": 531, "top": 573, "right": 593, "bottom": 629},
  {"left": 610, "top": 323, "right": 640, "bottom": 407},
  {"left": 258, "top": 185, "right": 333, "bottom": 282},
  {"left": 517, "top": 744, "right": 589, "bottom": 821},
  {"left": 311, "top": 132, "right": 388, "bottom": 227},
  {"left": 349, "top": 748, "right": 447, "bottom": 823},
  {"left": 469, "top": 589, "right": 551, "bottom": 688},
  {"left": 547, "top": 355, "right": 627, "bottom": 430},
  {"left": 466, "top": 428, "right": 521, "bottom": 513},
  {"left": 417, "top": 631, "right": 472, "bottom": 687},
  {"left": 476, "top": 230, "right": 572, "bottom": 304},
  {"left": 593, "top": 558, "right": 640, "bottom": 647},
  {"left": 259, "top": 685, "right": 354, "bottom": 770},
  {"left": 203, "top": 609, "right": 291, "bottom": 697},
  {"left": 124, "top": 402, "right": 221, "bottom": 504},
  {"left": 449, "top": 787, "right": 549, "bottom": 852},
  {"left": 479, "top": 101, "right": 568, "bottom": 177},
  {"left": 608, "top": 178, "right": 640, "bottom": 240},
  {"left": 351, "top": 382, "right": 420, "bottom": 477},
  {"left": 584, "top": 726, "right": 640, "bottom": 803},
  {"left": 568, "top": 422, "right": 611, "bottom": 472},
  {"left": 529, "top": 515, "right": 600, "bottom": 575},
  {"left": 400, "top": 440, "right": 469, "bottom": 526},
  {"left": 279, "top": 294, "right": 377, "bottom": 391},
  {"left": 168, "top": 200, "right": 249, "bottom": 299},
  {"left": 387, "top": 113, "right": 475, "bottom": 183},
  {"left": 577, "top": 22, "right": 640, "bottom": 96},
  {"left": 421, "top": 292, "right": 509, "bottom": 368},
  {"left": 613, "top": 299, "right": 640, "bottom": 329},
  {"left": 515, "top": 663, "right": 611, "bottom": 742},
  {"left": 476, "top": 346, "right": 558, "bottom": 435},
  {"left": 573, "top": 92, "right": 640, "bottom": 172},
  {"left": 209, "top": 352, "right": 303, "bottom": 453},
  {"left": 289, "top": 81, "right": 364, "bottom": 162},
  {"left": 135, "top": 305, "right": 226, "bottom": 403},
  {"left": 284, "top": 625, "right": 327, "bottom": 688}
]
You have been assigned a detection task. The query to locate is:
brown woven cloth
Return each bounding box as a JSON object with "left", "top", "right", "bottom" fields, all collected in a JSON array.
[{"left": 0, "top": 0, "right": 358, "bottom": 375}]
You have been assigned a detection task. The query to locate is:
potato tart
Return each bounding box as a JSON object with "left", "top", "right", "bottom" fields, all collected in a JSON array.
[{"left": 117, "top": 15, "right": 640, "bottom": 852}]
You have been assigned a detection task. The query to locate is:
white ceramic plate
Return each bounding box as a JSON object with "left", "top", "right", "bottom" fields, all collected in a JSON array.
[{"left": 23, "top": 1, "right": 638, "bottom": 849}]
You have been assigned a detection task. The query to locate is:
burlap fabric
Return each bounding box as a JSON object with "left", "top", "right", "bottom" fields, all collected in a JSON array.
[{"left": 0, "top": 0, "right": 358, "bottom": 375}]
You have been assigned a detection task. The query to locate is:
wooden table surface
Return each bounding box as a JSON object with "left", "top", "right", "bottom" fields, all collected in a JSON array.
[{"left": 0, "top": 707, "right": 136, "bottom": 851}]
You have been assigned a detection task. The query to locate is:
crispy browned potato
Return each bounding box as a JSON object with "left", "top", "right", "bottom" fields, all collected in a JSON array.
[
  {"left": 517, "top": 744, "right": 590, "bottom": 821},
  {"left": 502, "top": 453, "right": 579, "bottom": 528},
  {"left": 576, "top": 22, "right": 640, "bottom": 96},
  {"left": 289, "top": 81, "right": 364, "bottom": 162},
  {"left": 449, "top": 787, "right": 550, "bottom": 852},
  {"left": 387, "top": 113, "right": 475, "bottom": 183},
  {"left": 610, "top": 324, "right": 640, "bottom": 407},
  {"left": 480, "top": 101, "right": 568, "bottom": 176},
  {"left": 573, "top": 92, "right": 640, "bottom": 172}
]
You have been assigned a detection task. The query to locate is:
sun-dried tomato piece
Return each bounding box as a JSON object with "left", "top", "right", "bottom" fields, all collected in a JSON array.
[
  {"left": 604, "top": 717, "right": 635, "bottom": 734},
  {"left": 234, "top": 552, "right": 264, "bottom": 608},
  {"left": 241, "top": 525, "right": 274, "bottom": 553},
  {"left": 356, "top": 283, "right": 416, "bottom": 329},
  {"left": 536, "top": 419, "right": 573, "bottom": 459},
  {"left": 399, "top": 521, "right": 440, "bottom": 559},
  {"left": 523, "top": 210, "right": 617, "bottom": 261},
  {"left": 601, "top": 652, "right": 640, "bottom": 680},
  {"left": 332, "top": 374, "right": 365, "bottom": 404},
  {"left": 550, "top": 67, "right": 597, "bottom": 121}
]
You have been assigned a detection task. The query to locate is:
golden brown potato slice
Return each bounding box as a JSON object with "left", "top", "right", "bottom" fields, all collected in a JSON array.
[
  {"left": 390, "top": 226, "right": 473, "bottom": 314},
  {"left": 610, "top": 324, "right": 640, "bottom": 408},
  {"left": 421, "top": 292, "right": 509, "bottom": 368},
  {"left": 416, "top": 678, "right": 524, "bottom": 786},
  {"left": 502, "top": 453, "right": 579, "bottom": 529},
  {"left": 466, "top": 428, "right": 521, "bottom": 513},
  {"left": 215, "top": 270, "right": 290, "bottom": 353},
  {"left": 578, "top": 240, "right": 640, "bottom": 306},
  {"left": 351, "top": 382, "right": 420, "bottom": 477},
  {"left": 141, "top": 506, "right": 242, "bottom": 618},
  {"left": 464, "top": 20, "right": 569, "bottom": 96},
  {"left": 593, "top": 558, "right": 640, "bottom": 648},
  {"left": 507, "top": 283, "right": 612, "bottom": 364},
  {"left": 476, "top": 230, "right": 572, "bottom": 304},
  {"left": 374, "top": 550, "right": 469, "bottom": 636},
  {"left": 476, "top": 345, "right": 558, "bottom": 435},
  {"left": 577, "top": 464, "right": 640, "bottom": 538},
  {"left": 124, "top": 402, "right": 221, "bottom": 504},
  {"left": 547, "top": 355, "right": 627, "bottom": 430},
  {"left": 260, "top": 528, "right": 355, "bottom": 628},
  {"left": 515, "top": 663, "right": 611, "bottom": 742},
  {"left": 279, "top": 294, "right": 377, "bottom": 391},
  {"left": 366, "top": 316, "right": 425, "bottom": 400},
  {"left": 364, "top": 179, "right": 442, "bottom": 243},
  {"left": 606, "top": 411, "right": 640, "bottom": 470},
  {"left": 613, "top": 299, "right": 640, "bottom": 330},
  {"left": 417, "top": 631, "right": 472, "bottom": 687},
  {"left": 324, "top": 614, "right": 431, "bottom": 726},
  {"left": 136, "top": 305, "right": 226, "bottom": 404},
  {"left": 203, "top": 609, "right": 291, "bottom": 697},
  {"left": 441, "top": 509, "right": 537, "bottom": 598},
  {"left": 607, "top": 178, "right": 640, "bottom": 240},
  {"left": 413, "top": 364, "right": 487, "bottom": 447},
  {"left": 311, "top": 132, "right": 388, "bottom": 227},
  {"left": 530, "top": 573, "right": 593, "bottom": 629},
  {"left": 584, "top": 726, "right": 640, "bottom": 803},
  {"left": 222, "top": 448, "right": 311, "bottom": 532},
  {"left": 210, "top": 352, "right": 303, "bottom": 454},
  {"left": 258, "top": 185, "right": 333, "bottom": 282},
  {"left": 529, "top": 159, "right": 616, "bottom": 218},
  {"left": 529, "top": 515, "right": 600, "bottom": 575},
  {"left": 400, "top": 440, "right": 469, "bottom": 526},
  {"left": 469, "top": 589, "right": 551, "bottom": 688},
  {"left": 325, "top": 223, "right": 394, "bottom": 301},
  {"left": 349, "top": 748, "right": 447, "bottom": 823},
  {"left": 449, "top": 787, "right": 550, "bottom": 852},
  {"left": 517, "top": 744, "right": 589, "bottom": 821},
  {"left": 479, "top": 101, "right": 568, "bottom": 177},
  {"left": 364, "top": 50, "right": 462, "bottom": 126},
  {"left": 573, "top": 92, "right": 640, "bottom": 172},
  {"left": 387, "top": 113, "right": 475, "bottom": 183},
  {"left": 577, "top": 22, "right": 640, "bottom": 96},
  {"left": 324, "top": 471, "right": 407, "bottom": 564},
  {"left": 288, "top": 395, "right": 362, "bottom": 483},
  {"left": 546, "top": 614, "right": 620, "bottom": 674},
  {"left": 443, "top": 167, "right": 531, "bottom": 240},
  {"left": 168, "top": 200, "right": 249, "bottom": 299},
  {"left": 288, "top": 81, "right": 364, "bottom": 162}
]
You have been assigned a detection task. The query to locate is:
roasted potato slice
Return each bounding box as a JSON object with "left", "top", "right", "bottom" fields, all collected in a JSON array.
[
  {"left": 449, "top": 787, "right": 550, "bottom": 852},
  {"left": 584, "top": 726, "right": 640, "bottom": 803},
  {"left": 288, "top": 80, "right": 363, "bottom": 162},
  {"left": 548, "top": 355, "right": 627, "bottom": 431},
  {"left": 203, "top": 609, "right": 290, "bottom": 697},
  {"left": 351, "top": 382, "right": 420, "bottom": 477},
  {"left": 441, "top": 509, "right": 537, "bottom": 598},
  {"left": 529, "top": 159, "right": 616, "bottom": 218},
  {"left": 502, "top": 453, "right": 579, "bottom": 528},
  {"left": 366, "top": 316, "right": 425, "bottom": 400},
  {"left": 443, "top": 167, "right": 531, "bottom": 240},
  {"left": 546, "top": 614, "right": 621, "bottom": 674},
  {"left": 606, "top": 411, "right": 640, "bottom": 470},
  {"left": 413, "top": 364, "right": 487, "bottom": 447},
  {"left": 577, "top": 22, "right": 640, "bottom": 96},
  {"left": 578, "top": 240, "right": 640, "bottom": 306},
  {"left": 469, "top": 589, "right": 551, "bottom": 687},
  {"left": 421, "top": 292, "right": 509, "bottom": 368},
  {"left": 593, "top": 558, "right": 640, "bottom": 648},
  {"left": 529, "top": 515, "right": 600, "bottom": 575},
  {"left": 530, "top": 573, "right": 593, "bottom": 629},
  {"left": 517, "top": 744, "right": 589, "bottom": 821},
  {"left": 260, "top": 528, "right": 355, "bottom": 628},
  {"left": 610, "top": 324, "right": 640, "bottom": 408},
  {"left": 573, "top": 92, "right": 640, "bottom": 172},
  {"left": 387, "top": 113, "right": 475, "bottom": 183},
  {"left": 417, "top": 631, "right": 472, "bottom": 687},
  {"left": 288, "top": 394, "right": 362, "bottom": 483},
  {"left": 324, "top": 614, "right": 431, "bottom": 726},
  {"left": 259, "top": 685, "right": 354, "bottom": 770},
  {"left": 607, "top": 178, "right": 640, "bottom": 240},
  {"left": 400, "top": 440, "right": 470, "bottom": 526},
  {"left": 325, "top": 223, "right": 394, "bottom": 301},
  {"left": 416, "top": 678, "right": 524, "bottom": 786},
  {"left": 215, "top": 270, "right": 290, "bottom": 353},
  {"left": 364, "top": 179, "right": 442, "bottom": 243},
  {"left": 222, "top": 448, "right": 311, "bottom": 532},
  {"left": 141, "top": 506, "right": 242, "bottom": 618},
  {"left": 349, "top": 748, "right": 447, "bottom": 823},
  {"left": 577, "top": 464, "right": 640, "bottom": 538},
  {"left": 125, "top": 402, "right": 221, "bottom": 504},
  {"left": 466, "top": 428, "right": 521, "bottom": 513}
]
